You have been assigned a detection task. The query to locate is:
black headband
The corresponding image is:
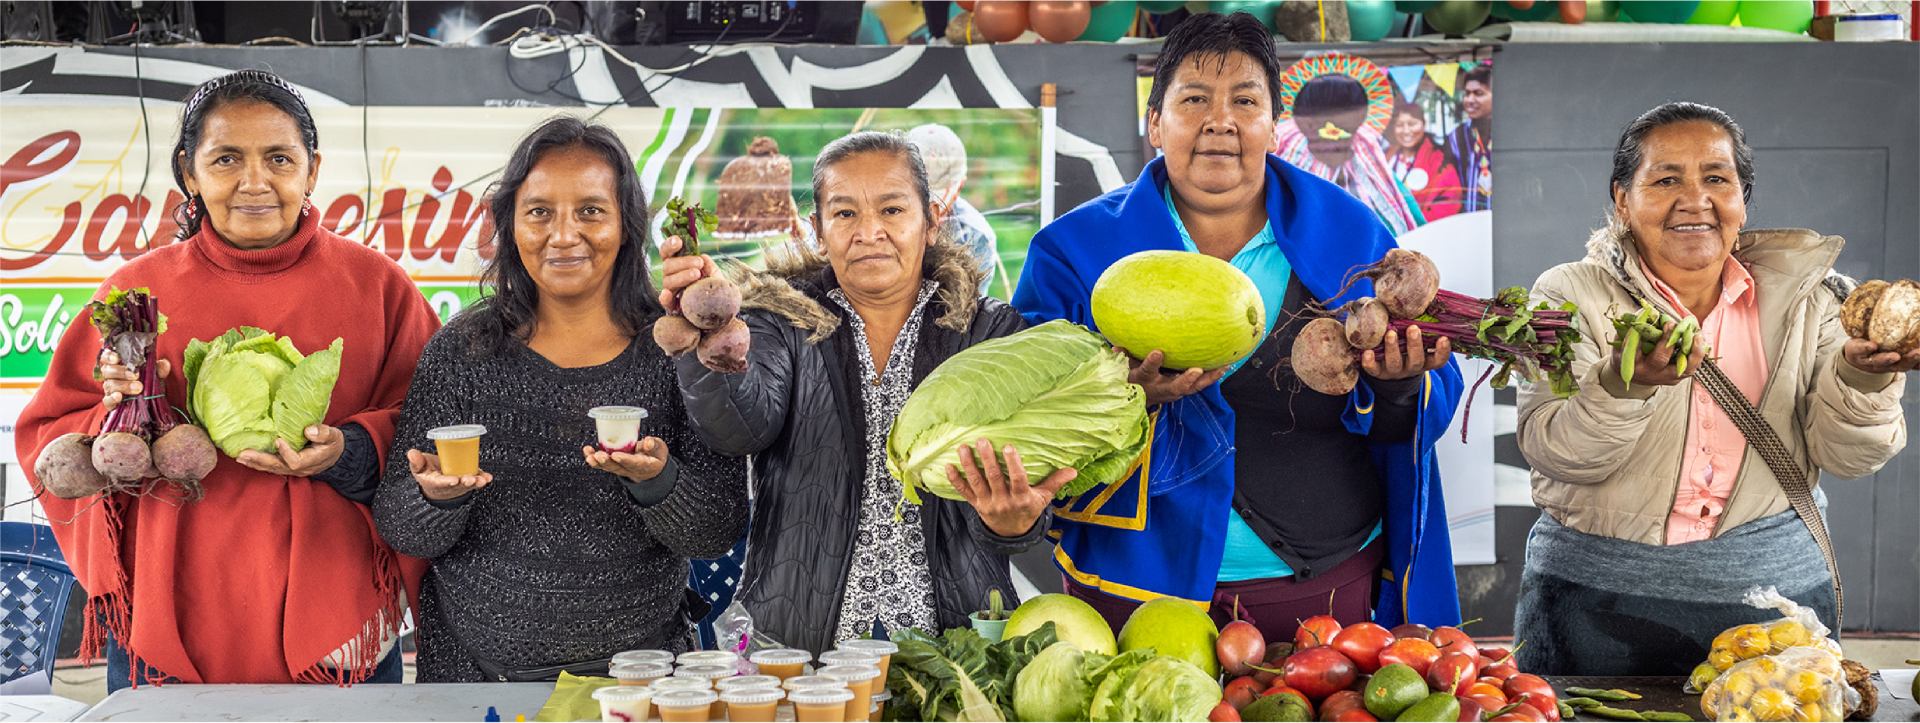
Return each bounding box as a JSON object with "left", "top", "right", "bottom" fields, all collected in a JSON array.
[{"left": 186, "top": 70, "right": 308, "bottom": 117}]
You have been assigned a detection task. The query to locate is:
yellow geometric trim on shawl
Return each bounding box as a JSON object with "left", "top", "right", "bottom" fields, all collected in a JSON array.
[
  {"left": 1053, "top": 411, "right": 1156, "bottom": 531},
  {"left": 1054, "top": 545, "right": 1210, "bottom": 610}
]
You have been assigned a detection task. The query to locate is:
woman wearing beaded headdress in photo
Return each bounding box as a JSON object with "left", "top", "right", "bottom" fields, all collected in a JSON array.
[
  {"left": 15, "top": 70, "right": 440, "bottom": 690},
  {"left": 1271, "top": 53, "right": 1426, "bottom": 236}
]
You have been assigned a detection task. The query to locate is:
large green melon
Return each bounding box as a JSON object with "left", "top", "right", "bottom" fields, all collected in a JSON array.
[{"left": 1091, "top": 250, "right": 1266, "bottom": 370}]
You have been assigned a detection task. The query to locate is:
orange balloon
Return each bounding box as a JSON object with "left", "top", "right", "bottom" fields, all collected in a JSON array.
[
  {"left": 971, "top": 0, "right": 1031, "bottom": 42},
  {"left": 957, "top": 0, "right": 977, "bottom": 10},
  {"left": 1030, "top": 1, "right": 1092, "bottom": 42},
  {"left": 1559, "top": 0, "right": 1586, "bottom": 22},
  {"left": 1509, "top": 0, "right": 1534, "bottom": 7}
]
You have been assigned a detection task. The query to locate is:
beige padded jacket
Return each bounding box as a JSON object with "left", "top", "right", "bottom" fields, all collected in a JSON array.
[{"left": 1517, "top": 226, "right": 1907, "bottom": 545}]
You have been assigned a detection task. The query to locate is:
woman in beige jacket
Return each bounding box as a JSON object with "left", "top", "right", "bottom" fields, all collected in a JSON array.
[{"left": 1513, "top": 102, "right": 1915, "bottom": 676}]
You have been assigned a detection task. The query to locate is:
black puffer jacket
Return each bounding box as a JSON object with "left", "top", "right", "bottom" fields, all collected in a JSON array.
[{"left": 674, "top": 242, "right": 1047, "bottom": 654}]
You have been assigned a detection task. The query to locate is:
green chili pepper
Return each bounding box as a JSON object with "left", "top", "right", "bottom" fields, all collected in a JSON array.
[{"left": 1583, "top": 705, "right": 1647, "bottom": 721}]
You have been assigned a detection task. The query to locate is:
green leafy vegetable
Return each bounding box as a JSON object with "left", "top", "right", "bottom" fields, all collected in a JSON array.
[
  {"left": 184, "top": 328, "right": 344, "bottom": 458},
  {"left": 660, "top": 195, "right": 718, "bottom": 255},
  {"left": 887, "top": 623, "right": 1061, "bottom": 721},
  {"left": 1014, "top": 642, "right": 1113, "bottom": 722},
  {"left": 886, "top": 320, "right": 1150, "bottom": 505},
  {"left": 1086, "top": 650, "right": 1157, "bottom": 722}
]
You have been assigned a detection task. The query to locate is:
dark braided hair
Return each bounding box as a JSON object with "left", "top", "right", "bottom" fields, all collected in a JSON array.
[{"left": 169, "top": 70, "right": 319, "bottom": 240}]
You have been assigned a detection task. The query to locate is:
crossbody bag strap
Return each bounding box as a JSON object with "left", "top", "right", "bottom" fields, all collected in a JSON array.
[{"left": 1693, "top": 359, "right": 1843, "bottom": 625}]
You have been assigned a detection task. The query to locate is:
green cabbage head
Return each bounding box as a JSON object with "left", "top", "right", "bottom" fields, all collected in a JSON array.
[
  {"left": 1089, "top": 654, "right": 1220, "bottom": 722},
  {"left": 184, "top": 327, "right": 343, "bottom": 458},
  {"left": 886, "top": 320, "right": 1150, "bottom": 505}
]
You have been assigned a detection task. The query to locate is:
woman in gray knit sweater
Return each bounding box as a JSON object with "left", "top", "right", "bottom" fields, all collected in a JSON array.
[{"left": 373, "top": 117, "right": 748, "bottom": 682}]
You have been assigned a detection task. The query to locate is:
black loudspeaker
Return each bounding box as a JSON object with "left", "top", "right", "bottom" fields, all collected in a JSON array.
[
  {"left": 1, "top": 0, "right": 55, "bottom": 41},
  {"left": 635, "top": 1, "right": 859, "bottom": 45}
]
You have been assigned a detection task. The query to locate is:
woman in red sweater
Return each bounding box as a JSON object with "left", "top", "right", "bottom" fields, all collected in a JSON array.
[
  {"left": 1385, "top": 99, "right": 1464, "bottom": 223},
  {"left": 14, "top": 70, "right": 437, "bottom": 690}
]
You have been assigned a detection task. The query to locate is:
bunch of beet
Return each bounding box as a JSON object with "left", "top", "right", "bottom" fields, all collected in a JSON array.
[
  {"left": 34, "top": 288, "right": 215, "bottom": 501},
  {"left": 1289, "top": 250, "right": 1583, "bottom": 424},
  {"left": 651, "top": 196, "right": 750, "bottom": 373}
]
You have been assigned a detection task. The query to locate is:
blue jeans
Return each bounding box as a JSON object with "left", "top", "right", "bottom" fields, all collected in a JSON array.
[{"left": 105, "top": 632, "right": 403, "bottom": 693}]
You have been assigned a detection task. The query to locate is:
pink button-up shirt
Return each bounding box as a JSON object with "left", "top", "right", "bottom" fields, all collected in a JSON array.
[{"left": 1641, "top": 257, "right": 1769, "bottom": 544}]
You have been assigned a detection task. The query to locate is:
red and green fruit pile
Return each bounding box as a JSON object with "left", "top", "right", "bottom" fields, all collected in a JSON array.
[{"left": 1210, "top": 617, "right": 1559, "bottom": 723}]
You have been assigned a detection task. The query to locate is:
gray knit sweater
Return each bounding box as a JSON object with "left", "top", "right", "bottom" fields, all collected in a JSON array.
[{"left": 372, "top": 316, "right": 748, "bottom": 682}]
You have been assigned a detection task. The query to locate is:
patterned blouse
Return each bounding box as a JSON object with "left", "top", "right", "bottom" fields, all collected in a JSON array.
[{"left": 827, "top": 281, "right": 941, "bottom": 641}]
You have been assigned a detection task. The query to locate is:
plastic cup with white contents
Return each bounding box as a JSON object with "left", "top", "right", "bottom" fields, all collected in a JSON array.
[
  {"left": 588, "top": 406, "right": 648, "bottom": 453},
  {"left": 592, "top": 685, "right": 652, "bottom": 723}
]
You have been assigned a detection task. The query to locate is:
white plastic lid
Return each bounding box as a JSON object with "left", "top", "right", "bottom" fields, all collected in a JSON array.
[
  {"left": 673, "top": 664, "right": 735, "bottom": 681},
  {"left": 650, "top": 688, "right": 718, "bottom": 709},
  {"left": 873, "top": 689, "right": 894, "bottom": 703},
  {"left": 749, "top": 648, "right": 813, "bottom": 666},
  {"left": 836, "top": 639, "right": 899, "bottom": 656},
  {"left": 609, "top": 662, "right": 673, "bottom": 680},
  {"left": 677, "top": 650, "right": 740, "bottom": 667},
  {"left": 649, "top": 677, "right": 713, "bottom": 692},
  {"left": 426, "top": 424, "right": 487, "bottom": 440},
  {"left": 783, "top": 675, "right": 841, "bottom": 692},
  {"left": 612, "top": 650, "right": 676, "bottom": 666},
  {"left": 716, "top": 675, "right": 783, "bottom": 692},
  {"left": 817, "top": 664, "right": 882, "bottom": 683},
  {"left": 786, "top": 687, "right": 855, "bottom": 706},
  {"left": 816, "top": 650, "right": 879, "bottom": 667},
  {"left": 588, "top": 406, "right": 649, "bottom": 421},
  {"left": 592, "top": 686, "right": 652, "bottom": 702},
  {"left": 719, "top": 687, "right": 785, "bottom": 705}
]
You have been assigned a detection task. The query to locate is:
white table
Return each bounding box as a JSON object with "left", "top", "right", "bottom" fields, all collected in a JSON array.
[
  {"left": 78, "top": 682, "right": 556, "bottom": 722},
  {"left": 0, "top": 695, "right": 92, "bottom": 722}
]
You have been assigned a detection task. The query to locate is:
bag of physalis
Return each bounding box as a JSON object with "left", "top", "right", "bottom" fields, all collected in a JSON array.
[
  {"left": 1699, "top": 646, "right": 1858, "bottom": 722},
  {"left": 1691, "top": 587, "right": 1841, "bottom": 680}
]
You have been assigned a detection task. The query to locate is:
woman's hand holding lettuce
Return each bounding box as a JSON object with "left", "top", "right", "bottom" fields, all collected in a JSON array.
[{"left": 185, "top": 327, "right": 346, "bottom": 476}]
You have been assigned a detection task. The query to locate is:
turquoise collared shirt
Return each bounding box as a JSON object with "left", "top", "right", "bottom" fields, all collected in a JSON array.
[{"left": 1162, "top": 185, "right": 1380, "bottom": 583}]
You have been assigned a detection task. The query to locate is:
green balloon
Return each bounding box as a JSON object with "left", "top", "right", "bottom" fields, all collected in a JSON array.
[
  {"left": 1622, "top": 0, "right": 1697, "bottom": 22},
  {"left": 1396, "top": 0, "right": 1439, "bottom": 11},
  {"left": 1737, "top": 0, "right": 1811, "bottom": 32},
  {"left": 1348, "top": 0, "right": 1397, "bottom": 39},
  {"left": 1139, "top": 0, "right": 1186, "bottom": 12},
  {"left": 1080, "top": 0, "right": 1138, "bottom": 40},
  {"left": 1586, "top": 0, "right": 1620, "bottom": 22},
  {"left": 1210, "top": 0, "right": 1280, "bottom": 29},
  {"left": 1425, "top": 0, "right": 1491, "bottom": 34},
  {"left": 1686, "top": 0, "right": 1738, "bottom": 24}
]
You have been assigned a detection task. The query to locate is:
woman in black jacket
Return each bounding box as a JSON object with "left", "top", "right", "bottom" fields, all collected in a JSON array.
[{"left": 660, "top": 131, "right": 1071, "bottom": 654}]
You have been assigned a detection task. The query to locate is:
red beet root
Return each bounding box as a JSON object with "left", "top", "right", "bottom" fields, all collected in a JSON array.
[
  {"left": 697, "top": 318, "right": 751, "bottom": 373},
  {"left": 652, "top": 314, "right": 702, "bottom": 356},
  {"left": 152, "top": 424, "right": 217, "bottom": 483},
  {"left": 91, "top": 431, "right": 152, "bottom": 482},
  {"left": 35, "top": 433, "right": 112, "bottom": 499},
  {"left": 682, "top": 276, "right": 742, "bottom": 330}
]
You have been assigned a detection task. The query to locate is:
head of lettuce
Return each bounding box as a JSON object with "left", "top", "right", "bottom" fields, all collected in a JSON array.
[
  {"left": 184, "top": 327, "right": 344, "bottom": 458},
  {"left": 886, "top": 320, "right": 1150, "bottom": 505}
]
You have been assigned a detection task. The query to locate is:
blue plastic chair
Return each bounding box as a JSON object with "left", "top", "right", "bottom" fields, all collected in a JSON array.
[{"left": 1, "top": 522, "right": 77, "bottom": 695}]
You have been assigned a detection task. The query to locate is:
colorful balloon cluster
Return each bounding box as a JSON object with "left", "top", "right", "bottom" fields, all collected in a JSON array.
[{"left": 911, "top": 0, "right": 1813, "bottom": 45}]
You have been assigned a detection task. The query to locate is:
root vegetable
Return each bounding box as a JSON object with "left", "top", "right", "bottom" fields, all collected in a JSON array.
[
  {"left": 35, "top": 433, "right": 113, "bottom": 499},
  {"left": 1866, "top": 280, "right": 1920, "bottom": 353},
  {"left": 1343, "top": 297, "right": 1390, "bottom": 349},
  {"left": 152, "top": 424, "right": 217, "bottom": 484},
  {"left": 1291, "top": 317, "right": 1360, "bottom": 395},
  {"left": 1841, "top": 279, "right": 1887, "bottom": 340},
  {"left": 652, "top": 314, "right": 702, "bottom": 356},
  {"left": 91, "top": 431, "right": 152, "bottom": 482},
  {"left": 697, "top": 318, "right": 751, "bottom": 374},
  {"left": 681, "top": 276, "right": 742, "bottom": 330},
  {"left": 1359, "top": 248, "right": 1441, "bottom": 319}
]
